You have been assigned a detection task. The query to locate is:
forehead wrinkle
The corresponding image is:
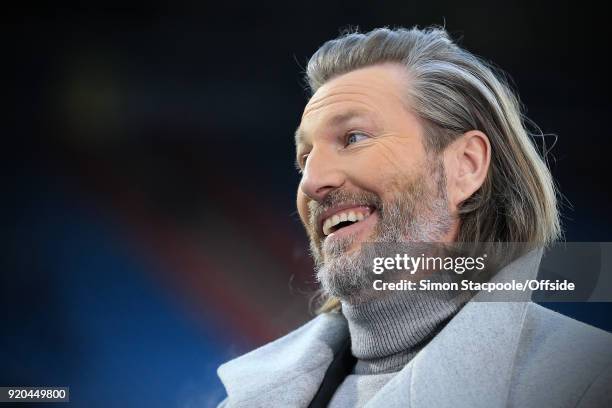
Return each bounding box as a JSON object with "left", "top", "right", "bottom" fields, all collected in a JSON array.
[
  {"left": 303, "top": 90, "right": 380, "bottom": 118},
  {"left": 302, "top": 98, "right": 381, "bottom": 125},
  {"left": 304, "top": 72, "right": 408, "bottom": 113}
]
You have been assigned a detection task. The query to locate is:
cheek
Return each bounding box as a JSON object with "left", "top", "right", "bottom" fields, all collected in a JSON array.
[{"left": 354, "top": 140, "right": 422, "bottom": 184}]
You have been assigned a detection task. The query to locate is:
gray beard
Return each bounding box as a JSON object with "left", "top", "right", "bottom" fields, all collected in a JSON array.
[{"left": 311, "top": 162, "right": 453, "bottom": 304}]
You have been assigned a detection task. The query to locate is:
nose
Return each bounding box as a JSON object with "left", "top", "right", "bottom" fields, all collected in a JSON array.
[{"left": 299, "top": 147, "right": 344, "bottom": 202}]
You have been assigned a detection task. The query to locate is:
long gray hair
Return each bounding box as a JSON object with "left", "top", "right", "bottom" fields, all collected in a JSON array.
[{"left": 304, "top": 27, "right": 562, "bottom": 312}]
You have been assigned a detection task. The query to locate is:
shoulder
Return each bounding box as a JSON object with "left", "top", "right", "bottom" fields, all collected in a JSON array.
[
  {"left": 520, "top": 303, "right": 612, "bottom": 358},
  {"left": 220, "top": 311, "right": 347, "bottom": 371},
  {"left": 216, "top": 312, "right": 348, "bottom": 407},
  {"left": 510, "top": 303, "right": 612, "bottom": 407}
]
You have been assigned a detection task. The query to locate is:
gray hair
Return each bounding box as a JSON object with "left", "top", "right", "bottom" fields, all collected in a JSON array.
[{"left": 305, "top": 27, "right": 562, "bottom": 312}]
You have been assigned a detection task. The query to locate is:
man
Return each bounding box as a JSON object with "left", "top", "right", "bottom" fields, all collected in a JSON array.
[{"left": 216, "top": 27, "right": 612, "bottom": 407}]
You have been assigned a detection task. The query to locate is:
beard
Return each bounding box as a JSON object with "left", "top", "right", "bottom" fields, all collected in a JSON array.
[{"left": 308, "top": 158, "right": 453, "bottom": 303}]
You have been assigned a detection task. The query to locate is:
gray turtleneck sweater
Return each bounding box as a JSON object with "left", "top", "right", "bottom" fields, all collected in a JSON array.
[{"left": 328, "top": 289, "right": 469, "bottom": 407}]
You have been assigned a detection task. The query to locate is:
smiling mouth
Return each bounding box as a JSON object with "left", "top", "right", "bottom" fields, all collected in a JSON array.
[{"left": 321, "top": 206, "right": 374, "bottom": 236}]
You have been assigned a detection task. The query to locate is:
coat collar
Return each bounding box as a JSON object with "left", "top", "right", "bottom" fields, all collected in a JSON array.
[
  {"left": 218, "top": 249, "right": 543, "bottom": 408},
  {"left": 217, "top": 311, "right": 349, "bottom": 407}
]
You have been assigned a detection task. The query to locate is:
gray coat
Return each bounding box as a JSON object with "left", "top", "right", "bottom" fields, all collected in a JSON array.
[{"left": 217, "top": 251, "right": 612, "bottom": 407}]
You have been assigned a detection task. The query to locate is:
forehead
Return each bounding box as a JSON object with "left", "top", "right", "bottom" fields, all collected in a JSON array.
[{"left": 297, "top": 64, "right": 409, "bottom": 144}]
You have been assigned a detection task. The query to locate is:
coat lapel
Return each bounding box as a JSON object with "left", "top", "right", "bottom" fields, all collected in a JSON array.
[{"left": 217, "top": 311, "right": 349, "bottom": 407}]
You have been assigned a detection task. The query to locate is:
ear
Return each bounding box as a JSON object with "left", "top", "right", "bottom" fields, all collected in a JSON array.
[{"left": 443, "top": 130, "right": 491, "bottom": 209}]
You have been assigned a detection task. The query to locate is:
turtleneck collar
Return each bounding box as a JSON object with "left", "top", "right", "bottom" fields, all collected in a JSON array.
[{"left": 341, "top": 287, "right": 470, "bottom": 374}]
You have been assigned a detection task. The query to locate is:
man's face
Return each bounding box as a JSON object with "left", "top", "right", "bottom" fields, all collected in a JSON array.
[{"left": 295, "top": 63, "right": 458, "bottom": 301}]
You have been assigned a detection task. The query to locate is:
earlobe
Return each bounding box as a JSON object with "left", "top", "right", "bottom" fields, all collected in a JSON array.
[{"left": 448, "top": 130, "right": 491, "bottom": 207}]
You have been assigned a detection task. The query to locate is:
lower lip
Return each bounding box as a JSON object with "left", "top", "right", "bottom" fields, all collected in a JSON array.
[{"left": 325, "top": 210, "right": 379, "bottom": 242}]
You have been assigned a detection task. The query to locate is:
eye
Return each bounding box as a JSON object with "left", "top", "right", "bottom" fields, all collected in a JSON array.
[{"left": 345, "top": 132, "right": 369, "bottom": 146}]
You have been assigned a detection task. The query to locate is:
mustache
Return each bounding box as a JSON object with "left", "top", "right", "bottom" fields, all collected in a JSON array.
[{"left": 308, "top": 189, "right": 382, "bottom": 232}]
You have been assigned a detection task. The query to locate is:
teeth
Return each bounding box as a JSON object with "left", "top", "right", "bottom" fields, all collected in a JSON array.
[
  {"left": 322, "top": 209, "right": 371, "bottom": 236},
  {"left": 323, "top": 219, "right": 333, "bottom": 236}
]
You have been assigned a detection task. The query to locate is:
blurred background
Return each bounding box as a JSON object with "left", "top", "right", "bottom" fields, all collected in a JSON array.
[{"left": 4, "top": 1, "right": 611, "bottom": 407}]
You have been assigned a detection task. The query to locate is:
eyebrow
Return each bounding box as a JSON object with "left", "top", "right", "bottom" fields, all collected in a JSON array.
[{"left": 294, "top": 109, "right": 374, "bottom": 146}]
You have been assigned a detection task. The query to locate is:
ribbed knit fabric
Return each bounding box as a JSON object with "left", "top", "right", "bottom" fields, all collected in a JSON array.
[{"left": 342, "top": 288, "right": 470, "bottom": 375}]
